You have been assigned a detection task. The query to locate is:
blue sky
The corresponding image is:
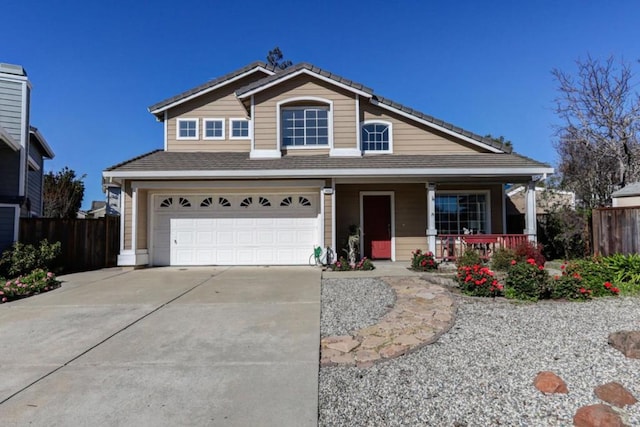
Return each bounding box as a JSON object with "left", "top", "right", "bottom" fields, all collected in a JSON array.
[{"left": 4, "top": 1, "right": 639, "bottom": 209}]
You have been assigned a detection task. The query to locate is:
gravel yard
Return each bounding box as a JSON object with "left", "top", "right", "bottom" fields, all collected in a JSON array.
[{"left": 319, "top": 277, "right": 640, "bottom": 426}]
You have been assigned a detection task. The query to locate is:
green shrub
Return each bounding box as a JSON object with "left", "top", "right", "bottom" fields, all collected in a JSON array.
[
  {"left": 549, "top": 270, "right": 590, "bottom": 300},
  {"left": 514, "top": 241, "right": 546, "bottom": 266},
  {"left": 456, "top": 249, "right": 483, "bottom": 268},
  {"left": 456, "top": 264, "right": 503, "bottom": 297},
  {"left": 0, "top": 240, "right": 61, "bottom": 278},
  {"left": 410, "top": 249, "right": 438, "bottom": 271},
  {"left": 505, "top": 258, "right": 549, "bottom": 301},
  {"left": 602, "top": 254, "right": 640, "bottom": 294},
  {"left": 490, "top": 247, "right": 517, "bottom": 271},
  {"left": 1, "top": 269, "right": 60, "bottom": 303}
]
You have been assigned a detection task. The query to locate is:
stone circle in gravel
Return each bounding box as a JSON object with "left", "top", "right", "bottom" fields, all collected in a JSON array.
[{"left": 319, "top": 286, "right": 640, "bottom": 427}]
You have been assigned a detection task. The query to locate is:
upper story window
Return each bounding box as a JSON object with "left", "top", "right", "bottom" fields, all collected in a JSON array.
[
  {"left": 230, "top": 119, "right": 250, "bottom": 139},
  {"left": 282, "top": 107, "right": 329, "bottom": 147},
  {"left": 177, "top": 118, "right": 198, "bottom": 140},
  {"left": 203, "top": 118, "right": 225, "bottom": 140},
  {"left": 361, "top": 121, "right": 392, "bottom": 152}
]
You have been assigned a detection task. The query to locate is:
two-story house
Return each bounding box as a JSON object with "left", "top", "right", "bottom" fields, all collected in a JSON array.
[
  {"left": 103, "top": 62, "right": 553, "bottom": 266},
  {"left": 0, "top": 63, "right": 55, "bottom": 252}
]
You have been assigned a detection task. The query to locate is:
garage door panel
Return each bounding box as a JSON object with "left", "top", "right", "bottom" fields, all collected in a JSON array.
[{"left": 153, "top": 193, "right": 320, "bottom": 266}]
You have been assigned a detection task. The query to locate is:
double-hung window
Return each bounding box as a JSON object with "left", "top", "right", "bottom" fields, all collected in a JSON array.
[
  {"left": 281, "top": 107, "right": 329, "bottom": 147},
  {"left": 203, "top": 118, "right": 225, "bottom": 140},
  {"left": 230, "top": 118, "right": 250, "bottom": 139},
  {"left": 177, "top": 118, "right": 198, "bottom": 140},
  {"left": 435, "top": 193, "right": 488, "bottom": 234}
]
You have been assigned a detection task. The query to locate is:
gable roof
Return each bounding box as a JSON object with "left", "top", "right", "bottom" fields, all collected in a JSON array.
[
  {"left": 148, "top": 61, "right": 277, "bottom": 117},
  {"left": 29, "top": 126, "right": 55, "bottom": 159},
  {"left": 612, "top": 182, "right": 640, "bottom": 198}
]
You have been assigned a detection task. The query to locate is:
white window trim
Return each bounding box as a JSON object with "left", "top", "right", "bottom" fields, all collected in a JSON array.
[
  {"left": 176, "top": 118, "right": 199, "bottom": 140},
  {"left": 361, "top": 120, "right": 393, "bottom": 154},
  {"left": 277, "top": 97, "right": 334, "bottom": 150},
  {"left": 434, "top": 189, "right": 492, "bottom": 234},
  {"left": 202, "top": 118, "right": 225, "bottom": 140},
  {"left": 229, "top": 118, "right": 251, "bottom": 140}
]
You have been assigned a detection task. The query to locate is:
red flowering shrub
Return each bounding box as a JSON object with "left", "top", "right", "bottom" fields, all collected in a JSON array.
[
  {"left": 514, "top": 241, "right": 546, "bottom": 267},
  {"left": 411, "top": 249, "right": 438, "bottom": 271},
  {"left": 457, "top": 264, "right": 504, "bottom": 297},
  {"left": 505, "top": 258, "right": 549, "bottom": 301}
]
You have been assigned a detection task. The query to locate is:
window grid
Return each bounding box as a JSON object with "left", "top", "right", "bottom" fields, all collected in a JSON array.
[
  {"left": 204, "top": 119, "right": 224, "bottom": 139},
  {"left": 231, "top": 119, "right": 249, "bottom": 138},
  {"left": 435, "top": 194, "right": 487, "bottom": 235},
  {"left": 361, "top": 123, "right": 390, "bottom": 151},
  {"left": 282, "top": 108, "right": 329, "bottom": 147},
  {"left": 178, "top": 119, "right": 197, "bottom": 139}
]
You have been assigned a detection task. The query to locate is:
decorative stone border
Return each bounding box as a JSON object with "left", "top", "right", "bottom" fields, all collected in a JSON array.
[{"left": 320, "top": 276, "right": 457, "bottom": 368}]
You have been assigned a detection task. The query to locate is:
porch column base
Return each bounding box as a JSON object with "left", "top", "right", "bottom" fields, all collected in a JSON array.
[
  {"left": 117, "top": 249, "right": 149, "bottom": 267},
  {"left": 523, "top": 230, "right": 537, "bottom": 243}
]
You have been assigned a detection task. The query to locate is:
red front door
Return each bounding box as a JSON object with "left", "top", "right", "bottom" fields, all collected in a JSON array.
[{"left": 363, "top": 195, "right": 392, "bottom": 259}]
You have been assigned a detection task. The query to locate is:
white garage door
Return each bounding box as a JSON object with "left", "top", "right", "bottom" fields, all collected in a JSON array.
[{"left": 151, "top": 193, "right": 320, "bottom": 266}]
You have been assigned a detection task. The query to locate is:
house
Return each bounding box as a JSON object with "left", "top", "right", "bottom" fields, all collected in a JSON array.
[
  {"left": 103, "top": 61, "right": 553, "bottom": 266},
  {"left": 611, "top": 182, "right": 640, "bottom": 207},
  {"left": 505, "top": 185, "right": 575, "bottom": 233},
  {"left": 0, "top": 63, "right": 55, "bottom": 252}
]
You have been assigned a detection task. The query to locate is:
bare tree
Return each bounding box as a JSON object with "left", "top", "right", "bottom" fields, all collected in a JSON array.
[
  {"left": 43, "top": 167, "right": 85, "bottom": 218},
  {"left": 553, "top": 56, "right": 640, "bottom": 207},
  {"left": 266, "top": 47, "right": 292, "bottom": 70}
]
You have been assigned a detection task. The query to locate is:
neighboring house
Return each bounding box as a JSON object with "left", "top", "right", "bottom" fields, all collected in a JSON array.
[
  {"left": 505, "top": 185, "right": 575, "bottom": 234},
  {"left": 103, "top": 61, "right": 553, "bottom": 266},
  {"left": 611, "top": 182, "right": 640, "bottom": 207},
  {"left": 0, "top": 63, "right": 55, "bottom": 252}
]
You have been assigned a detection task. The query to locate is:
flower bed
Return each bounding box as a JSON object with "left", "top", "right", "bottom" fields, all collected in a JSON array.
[
  {"left": 410, "top": 249, "right": 438, "bottom": 271},
  {"left": 1, "top": 269, "right": 60, "bottom": 303},
  {"left": 330, "top": 257, "right": 375, "bottom": 271}
]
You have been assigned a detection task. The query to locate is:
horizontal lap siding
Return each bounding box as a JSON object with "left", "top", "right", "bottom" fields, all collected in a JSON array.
[
  {"left": 361, "top": 103, "right": 483, "bottom": 154},
  {"left": 0, "top": 143, "right": 20, "bottom": 195},
  {"left": 137, "top": 190, "right": 148, "bottom": 250},
  {"left": 0, "top": 207, "right": 16, "bottom": 252},
  {"left": 0, "top": 79, "right": 24, "bottom": 141},
  {"left": 254, "top": 76, "right": 356, "bottom": 151},
  {"left": 335, "top": 183, "right": 427, "bottom": 262},
  {"left": 124, "top": 182, "right": 132, "bottom": 249},
  {"left": 166, "top": 74, "right": 266, "bottom": 152}
]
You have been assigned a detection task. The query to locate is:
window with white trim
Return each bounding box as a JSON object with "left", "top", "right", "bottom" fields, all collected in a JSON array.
[
  {"left": 361, "top": 122, "right": 392, "bottom": 152},
  {"left": 230, "top": 119, "right": 250, "bottom": 139},
  {"left": 435, "top": 193, "right": 488, "bottom": 235},
  {"left": 282, "top": 107, "right": 329, "bottom": 147},
  {"left": 203, "top": 118, "right": 225, "bottom": 139},
  {"left": 177, "top": 119, "right": 198, "bottom": 140}
]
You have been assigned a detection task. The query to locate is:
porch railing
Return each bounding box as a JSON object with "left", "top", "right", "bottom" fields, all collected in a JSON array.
[{"left": 436, "top": 234, "right": 529, "bottom": 261}]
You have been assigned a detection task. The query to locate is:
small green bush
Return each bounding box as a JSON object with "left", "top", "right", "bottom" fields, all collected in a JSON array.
[
  {"left": 456, "top": 249, "right": 483, "bottom": 268},
  {"left": 602, "top": 254, "right": 640, "bottom": 293},
  {"left": 549, "top": 270, "right": 590, "bottom": 300},
  {"left": 456, "top": 264, "right": 504, "bottom": 297},
  {"left": 0, "top": 239, "right": 61, "bottom": 278},
  {"left": 490, "top": 247, "right": 517, "bottom": 271},
  {"left": 505, "top": 258, "right": 549, "bottom": 301},
  {"left": 1, "top": 268, "right": 60, "bottom": 303},
  {"left": 410, "top": 249, "right": 438, "bottom": 271}
]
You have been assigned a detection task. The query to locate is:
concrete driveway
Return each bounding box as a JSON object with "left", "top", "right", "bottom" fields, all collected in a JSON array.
[{"left": 0, "top": 266, "right": 321, "bottom": 426}]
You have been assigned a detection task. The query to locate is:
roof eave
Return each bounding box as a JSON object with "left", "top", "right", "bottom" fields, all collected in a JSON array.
[
  {"left": 0, "top": 125, "right": 20, "bottom": 151},
  {"left": 148, "top": 65, "right": 276, "bottom": 118},
  {"left": 29, "top": 127, "right": 55, "bottom": 159}
]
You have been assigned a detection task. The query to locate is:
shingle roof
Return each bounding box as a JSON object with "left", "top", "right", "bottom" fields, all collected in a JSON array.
[
  {"left": 612, "top": 182, "right": 640, "bottom": 197},
  {"left": 235, "top": 62, "right": 374, "bottom": 97},
  {"left": 105, "top": 151, "right": 551, "bottom": 175},
  {"left": 148, "top": 61, "right": 276, "bottom": 113}
]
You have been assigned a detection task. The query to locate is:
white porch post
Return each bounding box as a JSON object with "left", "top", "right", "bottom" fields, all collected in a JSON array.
[
  {"left": 524, "top": 180, "right": 537, "bottom": 242},
  {"left": 426, "top": 183, "right": 437, "bottom": 253}
]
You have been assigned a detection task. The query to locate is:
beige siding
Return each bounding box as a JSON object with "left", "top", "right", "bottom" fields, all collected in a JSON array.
[
  {"left": 335, "top": 183, "right": 427, "bottom": 262},
  {"left": 136, "top": 189, "right": 148, "bottom": 250},
  {"left": 361, "top": 103, "right": 486, "bottom": 155},
  {"left": 166, "top": 74, "right": 265, "bottom": 152},
  {"left": 324, "top": 192, "right": 332, "bottom": 247},
  {"left": 124, "top": 181, "right": 132, "bottom": 249},
  {"left": 254, "top": 76, "right": 357, "bottom": 151},
  {"left": 613, "top": 196, "right": 640, "bottom": 207}
]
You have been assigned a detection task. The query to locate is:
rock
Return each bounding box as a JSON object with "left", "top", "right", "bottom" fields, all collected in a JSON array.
[
  {"left": 324, "top": 336, "right": 360, "bottom": 353},
  {"left": 573, "top": 404, "right": 628, "bottom": 427},
  {"left": 595, "top": 382, "right": 638, "bottom": 408},
  {"left": 329, "top": 352, "right": 355, "bottom": 366},
  {"left": 360, "top": 336, "right": 388, "bottom": 349},
  {"left": 393, "top": 334, "right": 422, "bottom": 346},
  {"left": 354, "top": 349, "right": 381, "bottom": 367},
  {"left": 608, "top": 330, "right": 640, "bottom": 359},
  {"left": 379, "top": 344, "right": 409, "bottom": 359},
  {"left": 533, "top": 371, "right": 568, "bottom": 394}
]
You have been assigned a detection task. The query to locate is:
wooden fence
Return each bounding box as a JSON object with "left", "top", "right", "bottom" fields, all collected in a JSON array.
[
  {"left": 592, "top": 207, "right": 640, "bottom": 256},
  {"left": 20, "top": 215, "right": 120, "bottom": 273}
]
